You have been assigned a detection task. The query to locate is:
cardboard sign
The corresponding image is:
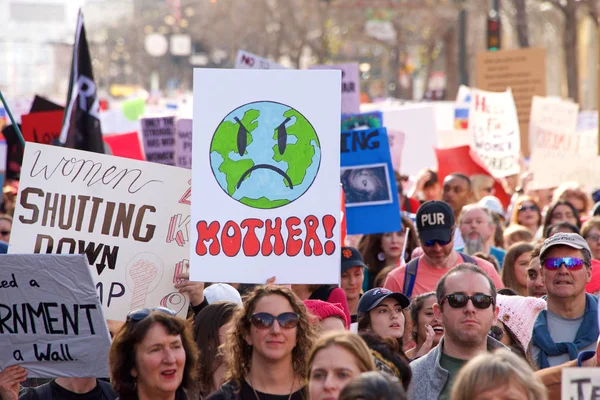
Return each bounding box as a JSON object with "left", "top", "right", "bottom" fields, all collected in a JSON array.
[
  {"left": 435, "top": 145, "right": 511, "bottom": 208},
  {"left": 234, "top": 50, "right": 286, "bottom": 70},
  {"left": 562, "top": 367, "right": 600, "bottom": 400},
  {"left": 21, "top": 111, "right": 64, "bottom": 145},
  {"left": 176, "top": 119, "right": 193, "bottom": 169},
  {"left": 468, "top": 88, "right": 520, "bottom": 178},
  {"left": 475, "top": 48, "right": 546, "bottom": 156},
  {"left": 0, "top": 254, "right": 111, "bottom": 378},
  {"left": 191, "top": 69, "right": 341, "bottom": 284},
  {"left": 141, "top": 116, "right": 176, "bottom": 166},
  {"left": 310, "top": 63, "right": 361, "bottom": 114},
  {"left": 9, "top": 143, "right": 191, "bottom": 321},
  {"left": 104, "top": 132, "right": 145, "bottom": 161},
  {"left": 341, "top": 127, "right": 401, "bottom": 235}
]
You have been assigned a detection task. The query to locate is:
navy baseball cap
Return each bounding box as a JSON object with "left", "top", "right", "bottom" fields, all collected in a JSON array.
[
  {"left": 416, "top": 201, "right": 455, "bottom": 243},
  {"left": 341, "top": 246, "right": 367, "bottom": 273},
  {"left": 357, "top": 288, "right": 410, "bottom": 314}
]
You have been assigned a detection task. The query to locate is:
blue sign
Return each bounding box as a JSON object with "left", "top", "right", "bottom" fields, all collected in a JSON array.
[{"left": 340, "top": 127, "right": 401, "bottom": 235}]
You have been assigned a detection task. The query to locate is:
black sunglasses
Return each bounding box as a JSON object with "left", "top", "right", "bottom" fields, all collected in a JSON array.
[
  {"left": 488, "top": 325, "right": 503, "bottom": 341},
  {"left": 440, "top": 293, "right": 495, "bottom": 309},
  {"left": 423, "top": 238, "right": 452, "bottom": 247},
  {"left": 0, "top": 231, "right": 9, "bottom": 236},
  {"left": 518, "top": 204, "right": 538, "bottom": 212},
  {"left": 126, "top": 306, "right": 177, "bottom": 323},
  {"left": 250, "top": 312, "right": 299, "bottom": 329}
]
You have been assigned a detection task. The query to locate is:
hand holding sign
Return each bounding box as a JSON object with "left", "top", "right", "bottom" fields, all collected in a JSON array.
[{"left": 0, "top": 366, "right": 27, "bottom": 400}]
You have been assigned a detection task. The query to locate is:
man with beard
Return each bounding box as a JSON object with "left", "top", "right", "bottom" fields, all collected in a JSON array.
[
  {"left": 407, "top": 264, "right": 505, "bottom": 400},
  {"left": 385, "top": 201, "right": 503, "bottom": 299},
  {"left": 457, "top": 204, "right": 506, "bottom": 268}
]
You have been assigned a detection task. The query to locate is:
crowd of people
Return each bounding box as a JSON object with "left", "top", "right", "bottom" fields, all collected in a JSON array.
[{"left": 1, "top": 169, "right": 600, "bottom": 400}]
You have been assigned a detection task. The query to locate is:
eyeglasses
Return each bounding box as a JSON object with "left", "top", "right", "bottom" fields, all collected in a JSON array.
[
  {"left": 586, "top": 234, "right": 600, "bottom": 243},
  {"left": 0, "top": 231, "right": 9, "bottom": 236},
  {"left": 541, "top": 257, "right": 585, "bottom": 271},
  {"left": 440, "top": 293, "right": 495, "bottom": 309},
  {"left": 126, "top": 306, "right": 177, "bottom": 323},
  {"left": 250, "top": 312, "right": 299, "bottom": 329},
  {"left": 423, "top": 239, "right": 451, "bottom": 247},
  {"left": 518, "top": 204, "right": 538, "bottom": 212}
]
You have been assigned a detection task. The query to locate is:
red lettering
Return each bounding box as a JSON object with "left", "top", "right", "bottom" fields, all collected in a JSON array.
[
  {"left": 195, "top": 221, "right": 221, "bottom": 256},
  {"left": 303, "top": 215, "right": 323, "bottom": 256},
  {"left": 241, "top": 219, "right": 264, "bottom": 256},
  {"left": 322, "top": 214, "right": 337, "bottom": 255},
  {"left": 285, "top": 217, "right": 302, "bottom": 256},
  {"left": 221, "top": 221, "right": 241, "bottom": 257},
  {"left": 262, "top": 218, "right": 285, "bottom": 256},
  {"left": 473, "top": 94, "right": 486, "bottom": 112}
]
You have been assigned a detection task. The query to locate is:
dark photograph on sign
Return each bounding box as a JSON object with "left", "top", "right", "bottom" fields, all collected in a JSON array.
[{"left": 341, "top": 164, "right": 393, "bottom": 207}]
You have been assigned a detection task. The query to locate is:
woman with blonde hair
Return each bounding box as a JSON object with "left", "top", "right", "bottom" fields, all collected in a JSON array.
[
  {"left": 509, "top": 196, "right": 542, "bottom": 237},
  {"left": 470, "top": 174, "right": 495, "bottom": 202},
  {"left": 450, "top": 349, "right": 547, "bottom": 400},
  {"left": 552, "top": 181, "right": 592, "bottom": 216},
  {"left": 207, "top": 285, "right": 315, "bottom": 399},
  {"left": 307, "top": 331, "right": 375, "bottom": 400}
]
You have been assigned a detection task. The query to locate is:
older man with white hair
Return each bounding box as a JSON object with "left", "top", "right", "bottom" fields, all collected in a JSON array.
[{"left": 457, "top": 204, "right": 506, "bottom": 268}]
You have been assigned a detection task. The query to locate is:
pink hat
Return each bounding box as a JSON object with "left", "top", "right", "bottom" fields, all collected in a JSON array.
[
  {"left": 303, "top": 300, "right": 349, "bottom": 329},
  {"left": 496, "top": 294, "right": 546, "bottom": 350}
]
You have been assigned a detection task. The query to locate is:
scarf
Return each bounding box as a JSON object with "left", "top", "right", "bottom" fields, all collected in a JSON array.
[{"left": 532, "top": 293, "right": 598, "bottom": 369}]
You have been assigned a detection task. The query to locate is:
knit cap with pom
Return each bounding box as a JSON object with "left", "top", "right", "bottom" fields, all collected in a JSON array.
[{"left": 303, "top": 299, "right": 349, "bottom": 329}]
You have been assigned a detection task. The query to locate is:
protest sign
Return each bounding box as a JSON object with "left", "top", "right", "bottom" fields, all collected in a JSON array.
[
  {"left": 9, "top": 143, "right": 191, "bottom": 321},
  {"left": 191, "top": 69, "right": 341, "bottom": 284},
  {"left": 122, "top": 98, "right": 145, "bottom": 121},
  {"left": 21, "top": 111, "right": 64, "bottom": 145},
  {"left": 311, "top": 63, "right": 360, "bottom": 114},
  {"left": 176, "top": 119, "right": 193, "bottom": 169},
  {"left": 529, "top": 96, "right": 579, "bottom": 152},
  {"left": 141, "top": 116, "right": 176, "bottom": 166},
  {"left": 100, "top": 109, "right": 142, "bottom": 135},
  {"left": 234, "top": 50, "right": 286, "bottom": 70},
  {"left": 475, "top": 48, "right": 546, "bottom": 156},
  {"left": 104, "top": 132, "right": 145, "bottom": 161},
  {"left": 435, "top": 145, "right": 510, "bottom": 208},
  {"left": 341, "top": 111, "right": 382, "bottom": 132},
  {"left": 562, "top": 367, "right": 600, "bottom": 400},
  {"left": 341, "top": 127, "right": 401, "bottom": 235},
  {"left": 468, "top": 88, "right": 520, "bottom": 178},
  {"left": 0, "top": 254, "right": 111, "bottom": 378}
]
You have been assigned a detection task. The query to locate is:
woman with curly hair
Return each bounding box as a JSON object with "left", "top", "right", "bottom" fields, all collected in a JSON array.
[
  {"left": 207, "top": 285, "right": 316, "bottom": 400},
  {"left": 358, "top": 216, "right": 419, "bottom": 290}
]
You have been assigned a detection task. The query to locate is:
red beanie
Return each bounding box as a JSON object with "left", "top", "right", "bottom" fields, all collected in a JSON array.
[{"left": 303, "top": 299, "right": 349, "bottom": 329}]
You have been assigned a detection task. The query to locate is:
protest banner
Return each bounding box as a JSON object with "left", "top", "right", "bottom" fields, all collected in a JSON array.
[
  {"left": 104, "top": 132, "right": 145, "bottom": 161},
  {"left": 141, "top": 116, "right": 176, "bottom": 166},
  {"left": 529, "top": 96, "right": 579, "bottom": 152},
  {"left": 234, "top": 50, "right": 286, "bottom": 70},
  {"left": 9, "top": 143, "right": 191, "bottom": 321},
  {"left": 311, "top": 63, "right": 361, "bottom": 114},
  {"left": 2, "top": 124, "right": 23, "bottom": 181},
  {"left": 435, "top": 145, "right": 510, "bottom": 208},
  {"left": 341, "top": 111, "right": 382, "bottom": 132},
  {"left": 341, "top": 127, "right": 401, "bottom": 235},
  {"left": 468, "top": 88, "right": 520, "bottom": 178},
  {"left": 0, "top": 254, "right": 111, "bottom": 378},
  {"left": 176, "top": 119, "right": 193, "bottom": 169},
  {"left": 562, "top": 367, "right": 600, "bottom": 400},
  {"left": 191, "top": 69, "right": 341, "bottom": 284},
  {"left": 100, "top": 108, "right": 142, "bottom": 135},
  {"left": 21, "top": 111, "right": 64, "bottom": 145},
  {"left": 475, "top": 48, "right": 546, "bottom": 156}
]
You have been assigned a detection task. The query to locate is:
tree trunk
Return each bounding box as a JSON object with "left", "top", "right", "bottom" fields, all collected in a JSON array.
[
  {"left": 563, "top": 0, "right": 579, "bottom": 102},
  {"left": 444, "top": 26, "right": 458, "bottom": 99},
  {"left": 514, "top": 0, "right": 530, "bottom": 47}
]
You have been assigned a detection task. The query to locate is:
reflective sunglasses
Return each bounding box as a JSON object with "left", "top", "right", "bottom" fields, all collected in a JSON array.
[
  {"left": 518, "top": 204, "right": 538, "bottom": 212},
  {"left": 126, "top": 306, "right": 177, "bottom": 323},
  {"left": 250, "top": 312, "right": 299, "bottom": 329},
  {"left": 423, "top": 238, "right": 452, "bottom": 247},
  {"left": 541, "top": 257, "right": 585, "bottom": 271},
  {"left": 488, "top": 325, "right": 503, "bottom": 341},
  {"left": 440, "top": 293, "right": 495, "bottom": 309}
]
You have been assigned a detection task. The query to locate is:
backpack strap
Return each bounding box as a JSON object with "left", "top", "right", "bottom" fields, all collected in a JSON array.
[
  {"left": 403, "top": 257, "right": 420, "bottom": 299},
  {"left": 459, "top": 252, "right": 478, "bottom": 266}
]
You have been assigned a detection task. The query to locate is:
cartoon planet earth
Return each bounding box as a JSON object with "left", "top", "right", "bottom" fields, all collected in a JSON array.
[{"left": 210, "top": 101, "right": 321, "bottom": 209}]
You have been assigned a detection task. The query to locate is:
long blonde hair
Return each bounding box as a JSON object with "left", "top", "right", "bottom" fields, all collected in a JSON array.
[{"left": 450, "top": 349, "right": 547, "bottom": 400}]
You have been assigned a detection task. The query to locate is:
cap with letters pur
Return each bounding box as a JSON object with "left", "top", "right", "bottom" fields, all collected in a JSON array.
[{"left": 416, "top": 201, "right": 455, "bottom": 243}]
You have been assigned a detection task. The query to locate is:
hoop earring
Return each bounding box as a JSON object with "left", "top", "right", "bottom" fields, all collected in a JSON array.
[{"left": 377, "top": 252, "right": 386, "bottom": 262}]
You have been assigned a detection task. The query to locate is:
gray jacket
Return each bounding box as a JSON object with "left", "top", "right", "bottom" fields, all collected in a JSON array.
[{"left": 407, "top": 337, "right": 506, "bottom": 400}]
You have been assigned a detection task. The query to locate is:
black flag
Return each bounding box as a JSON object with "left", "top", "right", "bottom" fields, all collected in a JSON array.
[{"left": 59, "top": 10, "right": 104, "bottom": 153}]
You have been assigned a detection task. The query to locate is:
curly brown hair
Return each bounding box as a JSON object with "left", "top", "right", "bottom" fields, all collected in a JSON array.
[
  {"left": 224, "top": 285, "right": 316, "bottom": 384},
  {"left": 109, "top": 312, "right": 199, "bottom": 400}
]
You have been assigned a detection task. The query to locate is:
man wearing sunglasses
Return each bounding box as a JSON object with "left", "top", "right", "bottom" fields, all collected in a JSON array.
[
  {"left": 407, "top": 263, "right": 505, "bottom": 400},
  {"left": 531, "top": 232, "right": 599, "bottom": 369},
  {"left": 384, "top": 201, "right": 503, "bottom": 299}
]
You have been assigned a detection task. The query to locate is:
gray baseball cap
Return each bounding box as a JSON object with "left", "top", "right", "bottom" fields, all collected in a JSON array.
[{"left": 540, "top": 232, "right": 591, "bottom": 260}]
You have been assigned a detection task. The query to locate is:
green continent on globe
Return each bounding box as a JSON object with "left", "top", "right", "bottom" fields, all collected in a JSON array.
[
  {"left": 240, "top": 197, "right": 290, "bottom": 208},
  {"left": 272, "top": 109, "right": 319, "bottom": 187},
  {"left": 211, "top": 109, "right": 259, "bottom": 195}
]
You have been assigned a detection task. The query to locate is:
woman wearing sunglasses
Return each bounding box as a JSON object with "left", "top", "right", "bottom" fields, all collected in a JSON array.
[
  {"left": 509, "top": 196, "right": 542, "bottom": 237},
  {"left": 207, "top": 285, "right": 315, "bottom": 400},
  {"left": 109, "top": 307, "right": 199, "bottom": 400}
]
